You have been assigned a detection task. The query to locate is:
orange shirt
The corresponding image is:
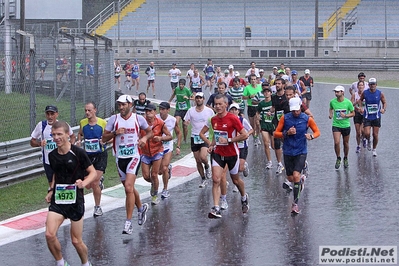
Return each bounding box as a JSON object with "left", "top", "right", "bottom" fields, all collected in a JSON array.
[{"left": 140, "top": 117, "right": 164, "bottom": 156}]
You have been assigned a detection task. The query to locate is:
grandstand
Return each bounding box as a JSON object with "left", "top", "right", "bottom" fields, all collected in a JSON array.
[{"left": 97, "top": 0, "right": 399, "bottom": 40}]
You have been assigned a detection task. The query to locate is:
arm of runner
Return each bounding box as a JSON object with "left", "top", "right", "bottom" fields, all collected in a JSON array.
[
  {"left": 174, "top": 120, "right": 182, "bottom": 155},
  {"left": 305, "top": 117, "right": 320, "bottom": 140},
  {"left": 155, "top": 124, "right": 172, "bottom": 143},
  {"left": 233, "top": 128, "right": 249, "bottom": 143},
  {"left": 76, "top": 126, "right": 83, "bottom": 147},
  {"left": 273, "top": 116, "right": 285, "bottom": 139},
  {"left": 380, "top": 92, "right": 387, "bottom": 114},
  {"left": 76, "top": 164, "right": 97, "bottom": 189},
  {"left": 168, "top": 90, "right": 176, "bottom": 103}
]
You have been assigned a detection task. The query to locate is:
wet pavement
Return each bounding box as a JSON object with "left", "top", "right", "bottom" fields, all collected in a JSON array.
[{"left": 0, "top": 78, "right": 398, "bottom": 265}]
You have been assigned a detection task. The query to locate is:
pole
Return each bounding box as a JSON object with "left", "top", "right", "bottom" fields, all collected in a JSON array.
[
  {"left": 384, "top": 0, "right": 387, "bottom": 58},
  {"left": 199, "top": 0, "right": 202, "bottom": 58},
  {"left": 29, "top": 48, "right": 36, "bottom": 132},
  {"left": 157, "top": 0, "right": 160, "bottom": 41},
  {"left": 20, "top": 0, "right": 26, "bottom": 93},
  {"left": 289, "top": 0, "right": 292, "bottom": 57},
  {"left": 5, "top": 0, "right": 12, "bottom": 93},
  {"left": 314, "top": 0, "right": 319, "bottom": 57}
]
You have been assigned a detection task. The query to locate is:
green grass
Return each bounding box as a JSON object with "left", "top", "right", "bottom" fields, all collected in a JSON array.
[{"left": 0, "top": 92, "right": 85, "bottom": 142}]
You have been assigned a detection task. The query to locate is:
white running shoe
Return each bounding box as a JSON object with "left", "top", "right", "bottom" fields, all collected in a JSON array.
[
  {"left": 137, "top": 203, "right": 148, "bottom": 226},
  {"left": 122, "top": 220, "right": 133, "bottom": 234},
  {"left": 205, "top": 167, "right": 212, "bottom": 179},
  {"left": 276, "top": 163, "right": 285, "bottom": 174},
  {"left": 372, "top": 149, "right": 377, "bottom": 157},
  {"left": 199, "top": 179, "right": 208, "bottom": 188},
  {"left": 220, "top": 198, "right": 229, "bottom": 210},
  {"left": 266, "top": 161, "right": 273, "bottom": 169}
]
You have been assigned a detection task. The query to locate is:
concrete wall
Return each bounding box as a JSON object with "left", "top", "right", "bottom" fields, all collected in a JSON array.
[{"left": 114, "top": 38, "right": 399, "bottom": 59}]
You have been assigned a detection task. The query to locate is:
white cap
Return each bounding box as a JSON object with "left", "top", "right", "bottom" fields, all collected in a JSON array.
[
  {"left": 333, "top": 85, "right": 345, "bottom": 92},
  {"left": 259, "top": 69, "right": 264, "bottom": 73},
  {"left": 304, "top": 69, "right": 310, "bottom": 74},
  {"left": 224, "top": 69, "right": 229, "bottom": 74},
  {"left": 273, "top": 66, "right": 278, "bottom": 69},
  {"left": 195, "top": 92, "right": 204, "bottom": 98},
  {"left": 116, "top": 94, "right": 133, "bottom": 103},
  {"left": 234, "top": 71, "right": 240, "bottom": 77},
  {"left": 229, "top": 64, "right": 234, "bottom": 69},
  {"left": 369, "top": 78, "right": 377, "bottom": 84},
  {"left": 289, "top": 97, "right": 302, "bottom": 111},
  {"left": 228, "top": 103, "right": 241, "bottom": 111},
  {"left": 282, "top": 75, "right": 290, "bottom": 81}
]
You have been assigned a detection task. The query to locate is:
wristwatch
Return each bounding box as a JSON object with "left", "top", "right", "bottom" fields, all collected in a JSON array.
[
  {"left": 112, "top": 131, "right": 117, "bottom": 136},
  {"left": 228, "top": 138, "right": 232, "bottom": 143}
]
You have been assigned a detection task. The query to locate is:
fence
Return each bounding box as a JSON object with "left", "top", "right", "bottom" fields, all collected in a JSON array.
[{"left": 0, "top": 27, "right": 115, "bottom": 143}]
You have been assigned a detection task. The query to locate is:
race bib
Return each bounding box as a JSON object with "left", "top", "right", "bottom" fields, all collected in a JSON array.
[
  {"left": 207, "top": 72, "right": 214, "bottom": 78},
  {"left": 84, "top": 139, "right": 101, "bottom": 153},
  {"left": 178, "top": 101, "right": 187, "bottom": 110},
  {"left": 45, "top": 139, "right": 56, "bottom": 151},
  {"left": 55, "top": 184, "right": 77, "bottom": 204},
  {"left": 335, "top": 109, "right": 347, "bottom": 120},
  {"left": 306, "top": 87, "right": 311, "bottom": 93},
  {"left": 41, "top": 63, "right": 46, "bottom": 68},
  {"left": 133, "top": 71, "right": 139, "bottom": 76},
  {"left": 276, "top": 110, "right": 284, "bottom": 121},
  {"left": 172, "top": 75, "right": 177, "bottom": 80},
  {"left": 192, "top": 82, "right": 199, "bottom": 88},
  {"left": 214, "top": 130, "right": 228, "bottom": 146},
  {"left": 367, "top": 104, "right": 378, "bottom": 114},
  {"left": 193, "top": 134, "right": 204, "bottom": 144},
  {"left": 118, "top": 144, "right": 137, "bottom": 157}
]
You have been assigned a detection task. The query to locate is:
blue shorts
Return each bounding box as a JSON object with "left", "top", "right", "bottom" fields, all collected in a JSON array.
[{"left": 141, "top": 152, "right": 163, "bottom": 165}]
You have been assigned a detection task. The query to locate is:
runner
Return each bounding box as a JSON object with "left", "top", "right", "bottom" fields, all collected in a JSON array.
[
  {"left": 329, "top": 86, "right": 355, "bottom": 169},
  {"left": 274, "top": 97, "right": 320, "bottom": 214},
  {"left": 77, "top": 102, "right": 108, "bottom": 217},
  {"left": 169, "top": 63, "right": 181, "bottom": 91},
  {"left": 351, "top": 80, "right": 366, "bottom": 153},
  {"left": 183, "top": 92, "right": 215, "bottom": 188},
  {"left": 30, "top": 105, "right": 75, "bottom": 188},
  {"left": 243, "top": 74, "right": 262, "bottom": 146},
  {"left": 131, "top": 59, "right": 140, "bottom": 94},
  {"left": 114, "top": 59, "right": 122, "bottom": 91},
  {"left": 122, "top": 59, "right": 132, "bottom": 90},
  {"left": 156, "top": 102, "right": 182, "bottom": 198},
  {"left": 200, "top": 94, "right": 249, "bottom": 219},
  {"left": 45, "top": 121, "right": 96, "bottom": 266},
  {"left": 358, "top": 78, "right": 387, "bottom": 157},
  {"left": 145, "top": 61, "right": 156, "bottom": 97},
  {"left": 203, "top": 59, "right": 215, "bottom": 95},
  {"left": 189, "top": 68, "right": 205, "bottom": 95},
  {"left": 256, "top": 85, "right": 275, "bottom": 169},
  {"left": 133, "top": 92, "right": 151, "bottom": 116},
  {"left": 102, "top": 95, "right": 152, "bottom": 234},
  {"left": 168, "top": 78, "right": 192, "bottom": 143},
  {"left": 140, "top": 103, "right": 172, "bottom": 205},
  {"left": 299, "top": 69, "right": 314, "bottom": 108}
]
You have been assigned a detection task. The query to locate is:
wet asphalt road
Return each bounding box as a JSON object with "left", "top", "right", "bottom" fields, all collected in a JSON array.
[{"left": 1, "top": 76, "right": 398, "bottom": 265}]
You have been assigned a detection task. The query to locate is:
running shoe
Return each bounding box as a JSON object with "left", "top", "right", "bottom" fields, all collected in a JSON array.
[
  {"left": 93, "top": 206, "right": 103, "bottom": 217},
  {"left": 300, "top": 174, "right": 307, "bottom": 192},
  {"left": 241, "top": 193, "right": 249, "bottom": 213},
  {"left": 150, "top": 183, "right": 155, "bottom": 196},
  {"left": 266, "top": 161, "right": 273, "bottom": 169},
  {"left": 356, "top": 146, "right": 361, "bottom": 153},
  {"left": 256, "top": 137, "right": 261, "bottom": 145},
  {"left": 151, "top": 195, "right": 160, "bottom": 205},
  {"left": 335, "top": 158, "right": 341, "bottom": 170},
  {"left": 199, "top": 179, "right": 208, "bottom": 188},
  {"left": 362, "top": 138, "right": 367, "bottom": 148},
  {"left": 291, "top": 203, "right": 300, "bottom": 214},
  {"left": 208, "top": 206, "right": 222, "bottom": 219},
  {"left": 122, "top": 220, "right": 133, "bottom": 234},
  {"left": 302, "top": 160, "right": 309, "bottom": 176},
  {"left": 233, "top": 186, "right": 239, "bottom": 193},
  {"left": 343, "top": 158, "right": 349, "bottom": 169},
  {"left": 243, "top": 162, "right": 249, "bottom": 177},
  {"left": 276, "top": 163, "right": 285, "bottom": 174},
  {"left": 205, "top": 167, "right": 212, "bottom": 179},
  {"left": 99, "top": 176, "right": 105, "bottom": 190},
  {"left": 367, "top": 140, "right": 372, "bottom": 151},
  {"left": 137, "top": 203, "right": 148, "bottom": 226},
  {"left": 372, "top": 149, "right": 377, "bottom": 157},
  {"left": 63, "top": 261, "right": 70, "bottom": 266},
  {"left": 220, "top": 198, "right": 229, "bottom": 210},
  {"left": 168, "top": 164, "right": 172, "bottom": 179},
  {"left": 161, "top": 189, "right": 170, "bottom": 199},
  {"left": 283, "top": 180, "right": 292, "bottom": 192},
  {"left": 254, "top": 137, "right": 259, "bottom": 146}
]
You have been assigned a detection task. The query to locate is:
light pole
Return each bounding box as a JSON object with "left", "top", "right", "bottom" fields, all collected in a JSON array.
[{"left": 314, "top": 0, "right": 319, "bottom": 57}]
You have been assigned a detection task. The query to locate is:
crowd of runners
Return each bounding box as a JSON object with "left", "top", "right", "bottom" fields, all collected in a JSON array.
[{"left": 31, "top": 59, "right": 386, "bottom": 266}]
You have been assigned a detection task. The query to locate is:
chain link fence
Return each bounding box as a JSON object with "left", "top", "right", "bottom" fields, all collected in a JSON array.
[{"left": 0, "top": 25, "right": 115, "bottom": 142}]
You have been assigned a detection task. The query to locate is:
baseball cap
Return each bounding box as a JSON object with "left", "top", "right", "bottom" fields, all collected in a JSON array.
[
  {"left": 262, "top": 86, "right": 272, "bottom": 92},
  {"left": 369, "top": 78, "right": 377, "bottom": 84},
  {"left": 234, "top": 71, "right": 240, "bottom": 77},
  {"left": 134, "top": 58, "right": 138, "bottom": 62},
  {"left": 159, "top": 102, "right": 170, "bottom": 109},
  {"left": 291, "top": 70, "right": 298, "bottom": 75},
  {"left": 228, "top": 64, "right": 234, "bottom": 69},
  {"left": 195, "top": 92, "right": 204, "bottom": 98},
  {"left": 282, "top": 75, "right": 290, "bottom": 81},
  {"left": 304, "top": 69, "right": 310, "bottom": 74},
  {"left": 116, "top": 94, "right": 133, "bottom": 103},
  {"left": 224, "top": 69, "right": 229, "bottom": 74},
  {"left": 262, "top": 81, "right": 270, "bottom": 87},
  {"left": 259, "top": 69, "right": 264, "bottom": 73},
  {"left": 144, "top": 103, "right": 157, "bottom": 111},
  {"left": 333, "top": 85, "right": 345, "bottom": 92},
  {"left": 358, "top": 72, "right": 366, "bottom": 77},
  {"left": 273, "top": 66, "right": 278, "bottom": 70},
  {"left": 228, "top": 103, "right": 241, "bottom": 111},
  {"left": 172, "top": 62, "right": 176, "bottom": 65},
  {"left": 289, "top": 97, "right": 302, "bottom": 111},
  {"left": 45, "top": 105, "right": 58, "bottom": 113}
]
